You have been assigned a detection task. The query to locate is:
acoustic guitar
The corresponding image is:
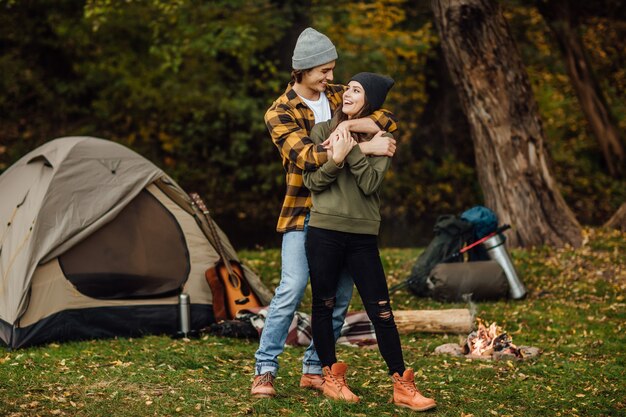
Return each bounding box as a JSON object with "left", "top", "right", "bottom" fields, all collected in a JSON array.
[{"left": 189, "top": 193, "right": 261, "bottom": 318}]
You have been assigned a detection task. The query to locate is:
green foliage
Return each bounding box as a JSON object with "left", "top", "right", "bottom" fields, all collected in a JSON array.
[
  {"left": 1, "top": 0, "right": 625, "bottom": 246},
  {"left": 0, "top": 0, "right": 93, "bottom": 164},
  {"left": 313, "top": 1, "right": 471, "bottom": 235},
  {"left": 0, "top": 0, "right": 290, "bottom": 223},
  {"left": 78, "top": 0, "right": 290, "bottom": 219},
  {"left": 0, "top": 228, "right": 624, "bottom": 416}
]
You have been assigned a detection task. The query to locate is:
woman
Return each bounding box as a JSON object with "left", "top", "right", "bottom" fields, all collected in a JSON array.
[{"left": 303, "top": 72, "right": 436, "bottom": 411}]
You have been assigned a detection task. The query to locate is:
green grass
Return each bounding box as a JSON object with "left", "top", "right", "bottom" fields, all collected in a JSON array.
[{"left": 1, "top": 228, "right": 624, "bottom": 416}]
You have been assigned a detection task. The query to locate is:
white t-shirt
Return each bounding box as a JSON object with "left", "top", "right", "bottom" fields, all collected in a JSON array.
[{"left": 299, "top": 93, "right": 331, "bottom": 124}]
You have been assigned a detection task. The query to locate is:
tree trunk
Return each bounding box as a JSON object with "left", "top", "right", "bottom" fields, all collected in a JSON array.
[
  {"left": 604, "top": 202, "right": 626, "bottom": 232},
  {"left": 412, "top": 46, "right": 473, "bottom": 162},
  {"left": 537, "top": 0, "right": 625, "bottom": 178},
  {"left": 431, "top": 0, "right": 582, "bottom": 248}
]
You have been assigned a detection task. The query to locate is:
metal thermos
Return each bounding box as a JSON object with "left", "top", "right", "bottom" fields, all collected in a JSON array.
[
  {"left": 178, "top": 293, "right": 190, "bottom": 336},
  {"left": 482, "top": 233, "right": 527, "bottom": 299}
]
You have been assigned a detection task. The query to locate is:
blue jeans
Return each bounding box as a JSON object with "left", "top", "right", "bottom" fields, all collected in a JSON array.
[{"left": 254, "top": 218, "right": 353, "bottom": 376}]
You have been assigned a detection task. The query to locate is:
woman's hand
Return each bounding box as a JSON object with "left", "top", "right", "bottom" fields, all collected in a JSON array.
[
  {"left": 322, "top": 125, "right": 350, "bottom": 148},
  {"left": 331, "top": 128, "right": 356, "bottom": 165}
]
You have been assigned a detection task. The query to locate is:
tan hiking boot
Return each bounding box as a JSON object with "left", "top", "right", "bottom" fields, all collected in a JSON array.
[
  {"left": 321, "top": 363, "right": 359, "bottom": 403},
  {"left": 391, "top": 369, "right": 436, "bottom": 411},
  {"left": 300, "top": 373, "right": 324, "bottom": 391},
  {"left": 251, "top": 372, "right": 276, "bottom": 398}
]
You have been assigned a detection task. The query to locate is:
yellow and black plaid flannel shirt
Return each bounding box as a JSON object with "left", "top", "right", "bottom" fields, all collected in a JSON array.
[{"left": 265, "top": 82, "right": 398, "bottom": 233}]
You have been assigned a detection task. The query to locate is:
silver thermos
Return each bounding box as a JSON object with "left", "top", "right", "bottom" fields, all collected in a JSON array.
[
  {"left": 482, "top": 233, "right": 527, "bottom": 299},
  {"left": 178, "top": 293, "right": 191, "bottom": 337}
]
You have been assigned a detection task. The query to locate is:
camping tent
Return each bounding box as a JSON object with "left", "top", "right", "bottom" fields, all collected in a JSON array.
[{"left": 0, "top": 137, "right": 272, "bottom": 349}]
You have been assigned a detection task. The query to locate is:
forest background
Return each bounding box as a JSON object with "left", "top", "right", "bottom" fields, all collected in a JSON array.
[{"left": 1, "top": 0, "right": 625, "bottom": 249}]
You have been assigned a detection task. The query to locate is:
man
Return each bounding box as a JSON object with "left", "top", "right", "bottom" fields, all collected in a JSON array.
[{"left": 251, "top": 27, "right": 398, "bottom": 398}]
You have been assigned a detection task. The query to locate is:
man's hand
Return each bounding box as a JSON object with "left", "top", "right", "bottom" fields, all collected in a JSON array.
[
  {"left": 359, "top": 131, "right": 396, "bottom": 157},
  {"left": 337, "top": 118, "right": 380, "bottom": 134},
  {"left": 336, "top": 120, "right": 353, "bottom": 134}
]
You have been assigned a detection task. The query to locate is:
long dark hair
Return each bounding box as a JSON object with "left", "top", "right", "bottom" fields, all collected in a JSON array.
[{"left": 334, "top": 99, "right": 373, "bottom": 143}]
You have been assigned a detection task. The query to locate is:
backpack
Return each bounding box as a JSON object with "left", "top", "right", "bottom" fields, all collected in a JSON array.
[
  {"left": 406, "top": 215, "right": 474, "bottom": 296},
  {"left": 460, "top": 206, "right": 498, "bottom": 261}
]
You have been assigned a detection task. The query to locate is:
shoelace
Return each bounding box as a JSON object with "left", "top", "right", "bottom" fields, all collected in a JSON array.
[
  {"left": 327, "top": 372, "right": 347, "bottom": 389},
  {"left": 254, "top": 372, "right": 274, "bottom": 387},
  {"left": 396, "top": 376, "right": 421, "bottom": 395}
]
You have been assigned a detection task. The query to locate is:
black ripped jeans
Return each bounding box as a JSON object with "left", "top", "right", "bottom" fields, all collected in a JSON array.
[{"left": 305, "top": 226, "right": 405, "bottom": 375}]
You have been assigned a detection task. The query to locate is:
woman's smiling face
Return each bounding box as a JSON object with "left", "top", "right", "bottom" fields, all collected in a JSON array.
[{"left": 342, "top": 81, "right": 366, "bottom": 118}]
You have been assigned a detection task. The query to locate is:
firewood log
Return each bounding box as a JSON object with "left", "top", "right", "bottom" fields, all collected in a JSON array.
[{"left": 392, "top": 309, "right": 473, "bottom": 334}]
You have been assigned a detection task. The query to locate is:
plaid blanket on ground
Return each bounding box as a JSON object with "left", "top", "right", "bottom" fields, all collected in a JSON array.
[{"left": 236, "top": 307, "right": 378, "bottom": 348}]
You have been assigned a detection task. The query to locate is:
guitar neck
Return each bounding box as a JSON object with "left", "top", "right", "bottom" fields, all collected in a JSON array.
[{"left": 190, "top": 193, "right": 234, "bottom": 274}]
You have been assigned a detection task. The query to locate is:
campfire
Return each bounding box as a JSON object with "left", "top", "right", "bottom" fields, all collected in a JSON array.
[
  {"left": 465, "top": 321, "right": 518, "bottom": 357},
  {"left": 435, "top": 319, "right": 540, "bottom": 361}
]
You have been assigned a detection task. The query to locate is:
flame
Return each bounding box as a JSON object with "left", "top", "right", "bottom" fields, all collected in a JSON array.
[{"left": 464, "top": 319, "right": 518, "bottom": 357}]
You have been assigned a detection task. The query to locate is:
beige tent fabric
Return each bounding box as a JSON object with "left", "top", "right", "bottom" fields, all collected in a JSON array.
[
  {"left": 21, "top": 259, "right": 182, "bottom": 327},
  {"left": 147, "top": 184, "right": 217, "bottom": 305},
  {"left": 19, "top": 184, "right": 217, "bottom": 327},
  {"left": 1, "top": 136, "right": 272, "bottom": 330},
  {"left": 154, "top": 177, "right": 273, "bottom": 304},
  {"left": 1, "top": 137, "right": 164, "bottom": 323}
]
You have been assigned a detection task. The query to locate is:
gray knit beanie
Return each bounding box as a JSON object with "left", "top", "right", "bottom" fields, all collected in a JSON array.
[
  {"left": 350, "top": 72, "right": 395, "bottom": 111},
  {"left": 292, "top": 27, "right": 338, "bottom": 70}
]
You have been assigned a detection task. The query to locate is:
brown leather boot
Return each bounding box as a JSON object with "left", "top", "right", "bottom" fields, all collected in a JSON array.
[
  {"left": 391, "top": 369, "right": 436, "bottom": 411},
  {"left": 250, "top": 372, "right": 276, "bottom": 398},
  {"left": 299, "top": 373, "right": 324, "bottom": 391},
  {"left": 321, "top": 363, "right": 359, "bottom": 403}
]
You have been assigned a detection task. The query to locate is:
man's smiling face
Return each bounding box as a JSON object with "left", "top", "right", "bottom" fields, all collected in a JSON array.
[{"left": 301, "top": 61, "right": 336, "bottom": 95}]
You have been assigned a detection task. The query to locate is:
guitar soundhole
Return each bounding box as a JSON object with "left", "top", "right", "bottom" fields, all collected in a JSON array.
[
  {"left": 191, "top": 192, "right": 261, "bottom": 313},
  {"left": 228, "top": 273, "right": 240, "bottom": 288},
  {"left": 228, "top": 269, "right": 251, "bottom": 296}
]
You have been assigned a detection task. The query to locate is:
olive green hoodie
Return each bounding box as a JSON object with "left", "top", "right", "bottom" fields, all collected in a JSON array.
[{"left": 303, "top": 116, "right": 392, "bottom": 235}]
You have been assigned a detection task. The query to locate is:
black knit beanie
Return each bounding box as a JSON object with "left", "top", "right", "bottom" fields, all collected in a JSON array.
[{"left": 349, "top": 72, "right": 395, "bottom": 111}]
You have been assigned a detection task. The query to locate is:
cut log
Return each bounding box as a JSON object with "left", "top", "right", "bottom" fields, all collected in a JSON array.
[{"left": 393, "top": 308, "right": 473, "bottom": 334}]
